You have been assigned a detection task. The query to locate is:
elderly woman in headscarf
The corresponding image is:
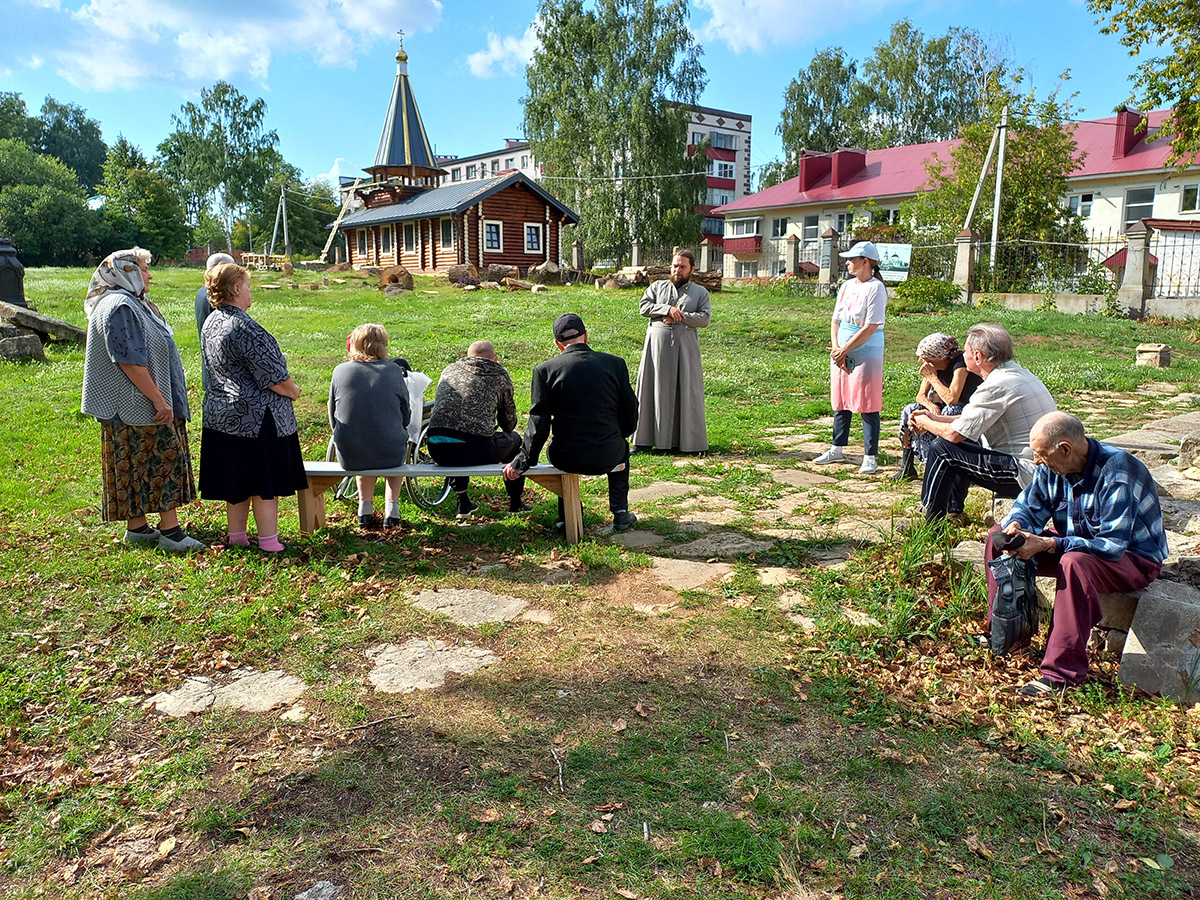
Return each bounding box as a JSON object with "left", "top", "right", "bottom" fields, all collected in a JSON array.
[
  {"left": 893, "top": 332, "right": 983, "bottom": 481},
  {"left": 80, "top": 247, "right": 205, "bottom": 551}
]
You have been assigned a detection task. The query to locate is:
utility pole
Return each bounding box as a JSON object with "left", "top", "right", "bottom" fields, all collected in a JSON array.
[
  {"left": 989, "top": 105, "right": 1009, "bottom": 268},
  {"left": 269, "top": 185, "right": 284, "bottom": 258},
  {"left": 281, "top": 187, "right": 292, "bottom": 261}
]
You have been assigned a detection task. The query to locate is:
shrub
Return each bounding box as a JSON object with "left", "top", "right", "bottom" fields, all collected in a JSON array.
[{"left": 890, "top": 276, "right": 961, "bottom": 313}]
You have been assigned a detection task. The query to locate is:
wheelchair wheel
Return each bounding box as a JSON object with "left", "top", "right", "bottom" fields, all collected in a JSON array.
[{"left": 405, "top": 424, "right": 452, "bottom": 509}]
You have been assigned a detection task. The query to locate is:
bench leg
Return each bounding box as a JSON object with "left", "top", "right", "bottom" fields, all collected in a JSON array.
[
  {"left": 297, "top": 476, "right": 341, "bottom": 534},
  {"left": 561, "top": 474, "right": 583, "bottom": 543}
]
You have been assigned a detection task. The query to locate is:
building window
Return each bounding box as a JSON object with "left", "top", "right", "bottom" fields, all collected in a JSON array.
[
  {"left": 802, "top": 215, "right": 819, "bottom": 247},
  {"left": 692, "top": 131, "right": 705, "bottom": 145},
  {"left": 491, "top": 160, "right": 500, "bottom": 174},
  {"left": 1068, "top": 193, "right": 1094, "bottom": 217},
  {"left": 484, "top": 221, "right": 503, "bottom": 252},
  {"left": 451, "top": 168, "right": 461, "bottom": 182},
  {"left": 728, "top": 218, "right": 759, "bottom": 236},
  {"left": 710, "top": 132, "right": 737, "bottom": 150},
  {"left": 710, "top": 161, "right": 734, "bottom": 179},
  {"left": 466, "top": 164, "right": 478, "bottom": 179},
  {"left": 773, "top": 260, "right": 788, "bottom": 276},
  {"left": 771, "top": 217, "right": 789, "bottom": 238},
  {"left": 707, "top": 188, "right": 733, "bottom": 206},
  {"left": 735, "top": 261, "right": 758, "bottom": 278},
  {"left": 525, "top": 223, "right": 542, "bottom": 253},
  {"left": 380, "top": 225, "right": 392, "bottom": 254},
  {"left": 440, "top": 218, "right": 454, "bottom": 248},
  {"left": 520, "top": 155, "right": 528, "bottom": 167},
  {"left": 702, "top": 216, "right": 724, "bottom": 235},
  {"left": 872, "top": 208, "right": 899, "bottom": 226},
  {"left": 504, "top": 157, "right": 514, "bottom": 170},
  {"left": 835, "top": 212, "right": 853, "bottom": 234},
  {"left": 1182, "top": 184, "right": 1199, "bottom": 213},
  {"left": 1124, "top": 188, "right": 1155, "bottom": 231},
  {"left": 403, "top": 223, "right": 416, "bottom": 252},
  {"left": 356, "top": 229, "right": 366, "bottom": 258}
]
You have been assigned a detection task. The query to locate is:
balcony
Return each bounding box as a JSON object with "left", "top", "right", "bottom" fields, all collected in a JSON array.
[{"left": 724, "top": 235, "right": 762, "bottom": 255}]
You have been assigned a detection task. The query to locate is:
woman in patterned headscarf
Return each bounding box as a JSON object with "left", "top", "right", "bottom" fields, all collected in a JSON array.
[
  {"left": 893, "top": 332, "right": 983, "bottom": 481},
  {"left": 81, "top": 247, "right": 205, "bottom": 551}
]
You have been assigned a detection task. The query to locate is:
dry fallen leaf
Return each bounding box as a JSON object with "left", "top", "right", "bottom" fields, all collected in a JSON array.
[
  {"left": 612, "top": 718, "right": 627, "bottom": 733},
  {"left": 157, "top": 836, "right": 176, "bottom": 856},
  {"left": 634, "top": 700, "right": 650, "bottom": 718},
  {"left": 582, "top": 854, "right": 601, "bottom": 864},
  {"left": 614, "top": 890, "right": 638, "bottom": 899},
  {"left": 848, "top": 843, "right": 868, "bottom": 859},
  {"left": 965, "top": 835, "right": 995, "bottom": 860},
  {"left": 1113, "top": 798, "right": 1136, "bottom": 810},
  {"left": 589, "top": 820, "right": 609, "bottom": 834},
  {"left": 475, "top": 808, "right": 502, "bottom": 823}
]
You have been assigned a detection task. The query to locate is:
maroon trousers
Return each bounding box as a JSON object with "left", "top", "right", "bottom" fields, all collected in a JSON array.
[{"left": 984, "top": 525, "right": 1161, "bottom": 685}]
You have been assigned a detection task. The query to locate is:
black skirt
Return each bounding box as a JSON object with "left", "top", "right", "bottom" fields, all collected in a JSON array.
[{"left": 199, "top": 413, "right": 308, "bottom": 503}]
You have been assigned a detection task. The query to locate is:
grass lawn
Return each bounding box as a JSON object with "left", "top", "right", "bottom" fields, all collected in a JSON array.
[{"left": 0, "top": 266, "right": 1197, "bottom": 898}]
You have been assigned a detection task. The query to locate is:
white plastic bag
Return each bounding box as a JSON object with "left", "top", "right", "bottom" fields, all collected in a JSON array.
[{"left": 406, "top": 370, "right": 432, "bottom": 445}]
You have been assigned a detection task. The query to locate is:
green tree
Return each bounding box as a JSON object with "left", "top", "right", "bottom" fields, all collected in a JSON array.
[
  {"left": 98, "top": 136, "right": 190, "bottom": 259},
  {"left": 900, "top": 79, "right": 1086, "bottom": 288},
  {"left": 778, "top": 47, "right": 857, "bottom": 157},
  {"left": 849, "top": 20, "right": 1004, "bottom": 149},
  {"left": 33, "top": 97, "right": 107, "bottom": 191},
  {"left": 158, "top": 81, "right": 279, "bottom": 249},
  {"left": 523, "top": 0, "right": 707, "bottom": 263},
  {"left": 0, "top": 138, "right": 97, "bottom": 266},
  {"left": 234, "top": 154, "right": 339, "bottom": 257},
  {"left": 0, "top": 92, "right": 34, "bottom": 144},
  {"left": 1088, "top": 0, "right": 1200, "bottom": 166}
]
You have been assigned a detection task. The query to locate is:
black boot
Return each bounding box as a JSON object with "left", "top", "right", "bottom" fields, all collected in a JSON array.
[{"left": 891, "top": 447, "right": 919, "bottom": 482}]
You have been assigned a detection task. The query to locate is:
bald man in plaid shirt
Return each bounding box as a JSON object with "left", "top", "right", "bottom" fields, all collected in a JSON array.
[{"left": 983, "top": 411, "right": 1168, "bottom": 697}]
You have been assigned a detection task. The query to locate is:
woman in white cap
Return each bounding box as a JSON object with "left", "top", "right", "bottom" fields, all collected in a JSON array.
[{"left": 813, "top": 241, "right": 887, "bottom": 473}]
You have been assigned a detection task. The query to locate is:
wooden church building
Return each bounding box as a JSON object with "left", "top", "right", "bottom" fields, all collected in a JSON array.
[{"left": 337, "top": 38, "right": 578, "bottom": 273}]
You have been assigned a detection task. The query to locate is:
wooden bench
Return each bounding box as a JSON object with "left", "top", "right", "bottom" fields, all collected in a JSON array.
[{"left": 298, "top": 461, "right": 590, "bottom": 542}]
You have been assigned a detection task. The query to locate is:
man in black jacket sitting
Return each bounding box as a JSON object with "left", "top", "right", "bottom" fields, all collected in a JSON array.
[{"left": 503, "top": 313, "right": 640, "bottom": 533}]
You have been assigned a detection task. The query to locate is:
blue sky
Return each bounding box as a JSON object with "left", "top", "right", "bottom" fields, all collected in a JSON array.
[{"left": 3, "top": 0, "right": 1143, "bottom": 189}]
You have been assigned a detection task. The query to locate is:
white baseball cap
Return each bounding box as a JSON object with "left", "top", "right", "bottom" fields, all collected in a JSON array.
[{"left": 838, "top": 241, "right": 880, "bottom": 261}]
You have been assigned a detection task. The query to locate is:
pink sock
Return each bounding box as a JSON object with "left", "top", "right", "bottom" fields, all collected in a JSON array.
[
  {"left": 227, "top": 531, "right": 251, "bottom": 547},
  {"left": 258, "top": 533, "right": 285, "bottom": 553}
]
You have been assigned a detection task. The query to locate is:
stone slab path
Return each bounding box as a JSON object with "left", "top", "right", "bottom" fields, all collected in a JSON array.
[
  {"left": 411, "top": 588, "right": 527, "bottom": 626},
  {"left": 145, "top": 668, "right": 307, "bottom": 718},
  {"left": 366, "top": 640, "right": 499, "bottom": 694}
]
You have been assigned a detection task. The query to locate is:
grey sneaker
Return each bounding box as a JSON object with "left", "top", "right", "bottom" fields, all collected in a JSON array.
[
  {"left": 158, "top": 532, "right": 206, "bottom": 552},
  {"left": 613, "top": 510, "right": 638, "bottom": 533},
  {"left": 812, "top": 448, "right": 845, "bottom": 465},
  {"left": 124, "top": 527, "right": 161, "bottom": 545}
]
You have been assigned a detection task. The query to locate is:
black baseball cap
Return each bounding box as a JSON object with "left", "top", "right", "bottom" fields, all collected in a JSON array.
[{"left": 553, "top": 313, "right": 586, "bottom": 341}]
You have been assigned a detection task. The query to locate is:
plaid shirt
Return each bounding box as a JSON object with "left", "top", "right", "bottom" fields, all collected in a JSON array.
[{"left": 1005, "top": 439, "right": 1168, "bottom": 562}]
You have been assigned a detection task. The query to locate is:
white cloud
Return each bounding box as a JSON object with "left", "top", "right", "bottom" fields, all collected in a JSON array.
[
  {"left": 7, "top": 0, "right": 442, "bottom": 91},
  {"left": 312, "top": 157, "right": 352, "bottom": 188},
  {"left": 693, "top": 0, "right": 892, "bottom": 53},
  {"left": 466, "top": 21, "right": 539, "bottom": 78}
]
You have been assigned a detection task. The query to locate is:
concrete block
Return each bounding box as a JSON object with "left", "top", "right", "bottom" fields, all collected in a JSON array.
[
  {"left": 1135, "top": 343, "right": 1171, "bottom": 367},
  {"left": 1119, "top": 580, "right": 1200, "bottom": 704},
  {"left": 1097, "top": 592, "right": 1140, "bottom": 631}
]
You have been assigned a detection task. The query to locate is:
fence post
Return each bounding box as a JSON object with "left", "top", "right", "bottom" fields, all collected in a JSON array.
[
  {"left": 572, "top": 239, "right": 584, "bottom": 271},
  {"left": 699, "top": 237, "right": 711, "bottom": 272},
  {"left": 630, "top": 238, "right": 643, "bottom": 268},
  {"left": 818, "top": 228, "right": 840, "bottom": 287},
  {"left": 953, "top": 229, "right": 979, "bottom": 302},
  {"left": 1117, "top": 221, "right": 1153, "bottom": 317},
  {"left": 787, "top": 233, "right": 800, "bottom": 277}
]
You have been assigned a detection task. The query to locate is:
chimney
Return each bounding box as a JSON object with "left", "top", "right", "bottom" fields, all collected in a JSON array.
[
  {"left": 1113, "top": 106, "right": 1146, "bottom": 159},
  {"left": 797, "top": 151, "right": 831, "bottom": 192},
  {"left": 831, "top": 148, "right": 866, "bottom": 188}
]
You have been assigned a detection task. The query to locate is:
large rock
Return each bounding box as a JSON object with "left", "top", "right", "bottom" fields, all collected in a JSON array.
[
  {"left": 0, "top": 332, "right": 44, "bottom": 361},
  {"left": 1119, "top": 580, "right": 1200, "bottom": 703},
  {"left": 0, "top": 301, "right": 85, "bottom": 343},
  {"left": 411, "top": 588, "right": 526, "bottom": 626},
  {"left": 379, "top": 264, "right": 414, "bottom": 291},
  {"left": 384, "top": 283, "right": 409, "bottom": 297},
  {"left": 144, "top": 668, "right": 307, "bottom": 717}
]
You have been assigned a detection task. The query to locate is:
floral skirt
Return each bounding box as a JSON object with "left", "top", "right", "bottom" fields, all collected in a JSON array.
[{"left": 100, "top": 419, "right": 196, "bottom": 522}]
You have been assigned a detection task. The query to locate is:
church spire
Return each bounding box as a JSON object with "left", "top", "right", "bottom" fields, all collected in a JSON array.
[{"left": 366, "top": 32, "right": 444, "bottom": 184}]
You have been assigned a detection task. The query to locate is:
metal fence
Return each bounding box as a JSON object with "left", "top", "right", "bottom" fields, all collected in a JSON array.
[
  {"left": 1150, "top": 230, "right": 1200, "bottom": 299},
  {"left": 909, "top": 241, "right": 956, "bottom": 281},
  {"left": 975, "top": 236, "right": 1126, "bottom": 294}
]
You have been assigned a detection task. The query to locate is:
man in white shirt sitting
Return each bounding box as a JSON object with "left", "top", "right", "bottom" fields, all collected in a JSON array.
[{"left": 909, "top": 323, "right": 1057, "bottom": 524}]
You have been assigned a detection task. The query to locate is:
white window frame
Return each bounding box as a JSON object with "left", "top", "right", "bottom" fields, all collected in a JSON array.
[
  {"left": 692, "top": 131, "right": 705, "bottom": 145},
  {"left": 1182, "top": 184, "right": 1199, "bottom": 213},
  {"left": 707, "top": 188, "right": 733, "bottom": 206},
  {"left": 403, "top": 223, "right": 416, "bottom": 252},
  {"left": 727, "top": 218, "right": 759, "bottom": 237},
  {"left": 524, "top": 222, "right": 543, "bottom": 254},
  {"left": 710, "top": 161, "right": 734, "bottom": 179},
  {"left": 520, "top": 154, "right": 528, "bottom": 168},
  {"left": 356, "top": 229, "right": 367, "bottom": 258},
  {"left": 835, "top": 212, "right": 853, "bottom": 234},
  {"left": 710, "top": 132, "right": 737, "bottom": 150},
  {"left": 380, "top": 224, "right": 392, "bottom": 254},
  {"left": 735, "top": 260, "right": 758, "bottom": 278},
  {"left": 802, "top": 215, "right": 820, "bottom": 248},
  {"left": 771, "top": 217, "right": 789, "bottom": 238},
  {"left": 483, "top": 220, "right": 503, "bottom": 253},
  {"left": 466, "top": 164, "right": 478, "bottom": 179},
  {"left": 451, "top": 168, "right": 462, "bottom": 182},
  {"left": 491, "top": 160, "right": 500, "bottom": 175},
  {"left": 504, "top": 157, "right": 514, "bottom": 170},
  {"left": 1068, "top": 193, "right": 1094, "bottom": 217},
  {"left": 1123, "top": 187, "right": 1155, "bottom": 231},
  {"left": 440, "top": 217, "right": 455, "bottom": 248}
]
